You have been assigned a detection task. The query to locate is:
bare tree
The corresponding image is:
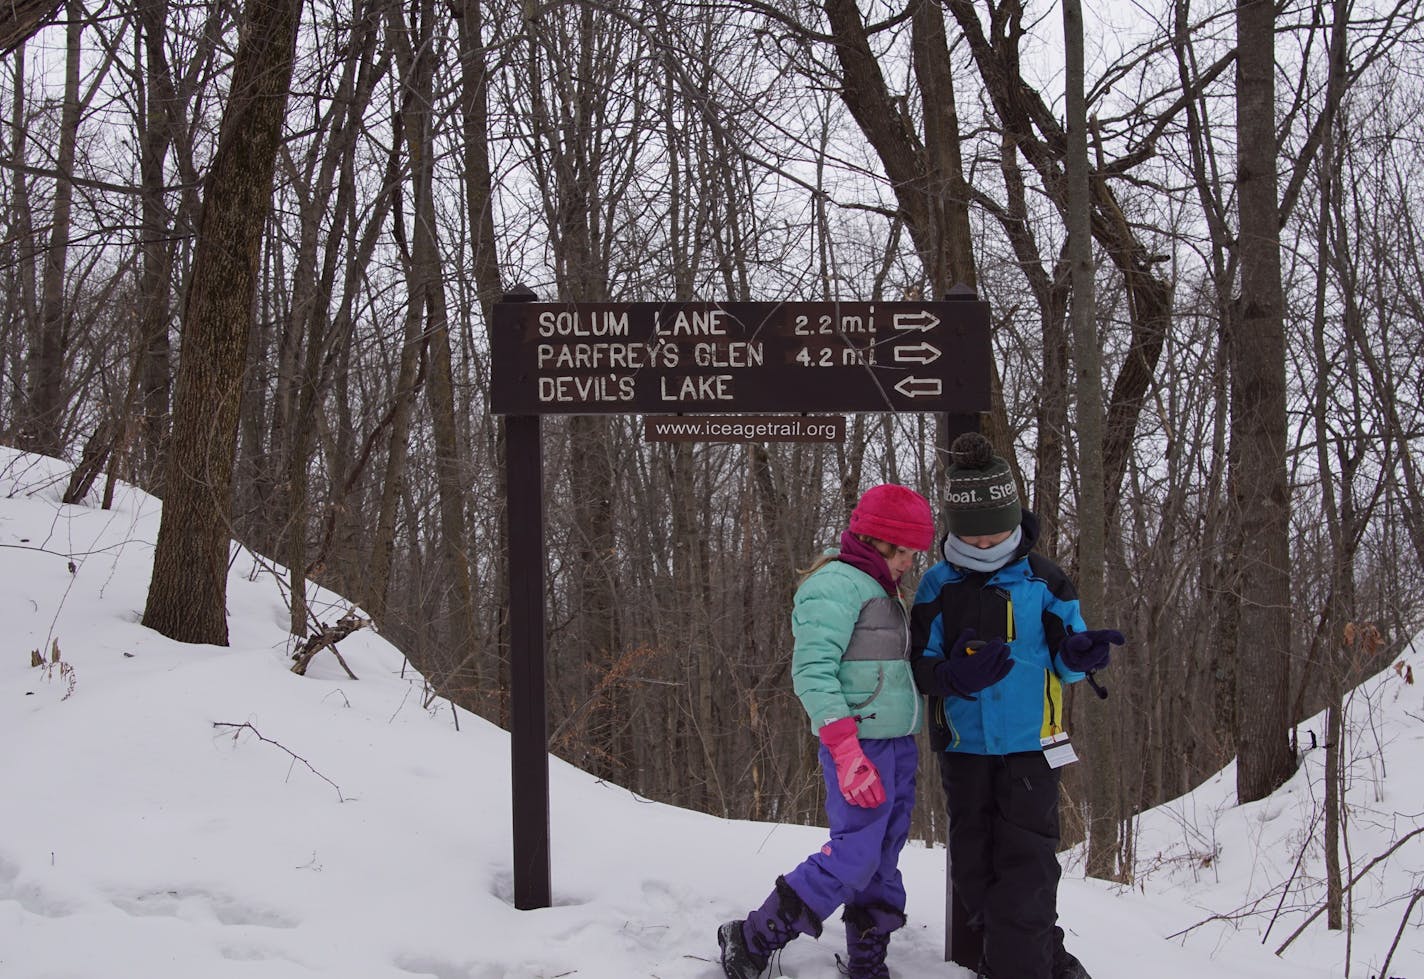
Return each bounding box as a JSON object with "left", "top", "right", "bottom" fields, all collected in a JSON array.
[
  {"left": 272, "top": 0, "right": 384, "bottom": 637},
  {"left": 1231, "top": 0, "right": 1294, "bottom": 802},
  {"left": 1, "top": 47, "right": 35, "bottom": 436},
  {"left": 451, "top": 0, "right": 505, "bottom": 710},
  {"left": 21, "top": 1, "right": 81, "bottom": 454},
  {"left": 1062, "top": 0, "right": 1119, "bottom": 879},
  {"left": 143, "top": 0, "right": 302, "bottom": 644}
]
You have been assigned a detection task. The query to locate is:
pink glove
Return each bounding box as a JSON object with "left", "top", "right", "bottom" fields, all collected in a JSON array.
[{"left": 818, "top": 716, "right": 885, "bottom": 808}]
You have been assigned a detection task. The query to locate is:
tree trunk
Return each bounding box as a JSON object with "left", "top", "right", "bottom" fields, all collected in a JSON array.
[
  {"left": 135, "top": 0, "right": 176, "bottom": 477},
  {"left": 365, "top": 134, "right": 424, "bottom": 628},
  {"left": 910, "top": 0, "right": 976, "bottom": 293},
  {"left": 280, "top": 0, "right": 381, "bottom": 638},
  {"left": 1314, "top": 0, "right": 1351, "bottom": 927},
  {"left": 943, "top": 0, "right": 1172, "bottom": 518},
  {"left": 1063, "top": 0, "right": 1118, "bottom": 880},
  {"left": 1231, "top": 0, "right": 1294, "bottom": 802},
  {"left": 136, "top": 0, "right": 218, "bottom": 477},
  {"left": 142, "top": 0, "right": 302, "bottom": 645},
  {"left": 390, "top": 0, "right": 479, "bottom": 698},
  {"left": 453, "top": 0, "right": 505, "bottom": 713},
  {"left": 24, "top": 1, "right": 80, "bottom": 454},
  {"left": 523, "top": 1, "right": 623, "bottom": 770},
  {"left": 4, "top": 47, "right": 38, "bottom": 431}
]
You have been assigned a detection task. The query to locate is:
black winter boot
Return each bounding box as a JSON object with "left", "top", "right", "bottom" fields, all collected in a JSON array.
[
  {"left": 1053, "top": 939, "right": 1093, "bottom": 979},
  {"left": 717, "top": 920, "right": 765, "bottom": 979},
  {"left": 840, "top": 903, "right": 906, "bottom": 979},
  {"left": 976, "top": 950, "right": 1090, "bottom": 979},
  {"left": 977, "top": 927, "right": 1091, "bottom": 979},
  {"left": 1053, "top": 949, "right": 1092, "bottom": 979},
  {"left": 1051, "top": 928, "right": 1092, "bottom": 979},
  {"left": 718, "top": 877, "right": 823, "bottom": 979}
]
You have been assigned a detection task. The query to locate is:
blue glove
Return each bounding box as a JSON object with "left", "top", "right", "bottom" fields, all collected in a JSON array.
[
  {"left": 932, "top": 627, "right": 1014, "bottom": 699},
  {"left": 1059, "top": 629, "right": 1125, "bottom": 673}
]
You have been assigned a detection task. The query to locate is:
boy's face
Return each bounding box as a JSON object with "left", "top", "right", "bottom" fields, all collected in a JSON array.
[{"left": 957, "top": 529, "right": 1014, "bottom": 550}]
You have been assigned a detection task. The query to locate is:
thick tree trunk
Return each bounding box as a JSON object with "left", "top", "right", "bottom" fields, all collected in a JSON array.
[
  {"left": 822, "top": 0, "right": 950, "bottom": 285},
  {"left": 1231, "top": 0, "right": 1294, "bottom": 802},
  {"left": 142, "top": 0, "right": 301, "bottom": 645},
  {"left": 910, "top": 0, "right": 976, "bottom": 293}
]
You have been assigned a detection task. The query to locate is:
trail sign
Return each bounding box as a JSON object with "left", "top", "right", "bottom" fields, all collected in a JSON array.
[
  {"left": 492, "top": 287, "right": 989, "bottom": 916},
  {"left": 490, "top": 300, "right": 990, "bottom": 415}
]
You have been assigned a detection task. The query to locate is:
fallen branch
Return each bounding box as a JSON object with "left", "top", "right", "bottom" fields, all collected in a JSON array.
[
  {"left": 1274, "top": 823, "right": 1424, "bottom": 955},
  {"left": 1166, "top": 891, "right": 1281, "bottom": 942},
  {"left": 1376, "top": 887, "right": 1424, "bottom": 978},
  {"left": 212, "top": 721, "right": 345, "bottom": 802},
  {"left": 290, "top": 612, "right": 367, "bottom": 678},
  {"left": 1262, "top": 802, "right": 1326, "bottom": 944}
]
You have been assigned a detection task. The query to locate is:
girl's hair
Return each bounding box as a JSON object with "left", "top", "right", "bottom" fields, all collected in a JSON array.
[{"left": 797, "top": 533, "right": 882, "bottom": 584}]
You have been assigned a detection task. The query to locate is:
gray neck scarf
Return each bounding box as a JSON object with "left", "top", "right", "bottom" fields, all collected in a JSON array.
[{"left": 942, "top": 526, "right": 1023, "bottom": 573}]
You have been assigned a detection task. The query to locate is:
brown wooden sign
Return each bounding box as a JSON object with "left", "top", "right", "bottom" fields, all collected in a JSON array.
[
  {"left": 492, "top": 288, "right": 990, "bottom": 915},
  {"left": 490, "top": 300, "right": 990, "bottom": 415}
]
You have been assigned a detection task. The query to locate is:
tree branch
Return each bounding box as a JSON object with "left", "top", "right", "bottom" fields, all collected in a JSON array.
[{"left": 212, "top": 721, "right": 346, "bottom": 802}]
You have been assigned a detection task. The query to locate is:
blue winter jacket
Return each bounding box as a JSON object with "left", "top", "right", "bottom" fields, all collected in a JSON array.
[{"left": 909, "top": 512, "right": 1089, "bottom": 755}]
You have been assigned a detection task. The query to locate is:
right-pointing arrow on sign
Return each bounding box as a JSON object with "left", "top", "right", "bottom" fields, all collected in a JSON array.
[
  {"left": 894, "top": 376, "right": 943, "bottom": 398},
  {"left": 892, "top": 310, "right": 940, "bottom": 332},
  {"left": 893, "top": 342, "right": 942, "bottom": 365}
]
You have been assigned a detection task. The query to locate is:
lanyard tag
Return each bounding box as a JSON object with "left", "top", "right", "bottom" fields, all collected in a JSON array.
[{"left": 1041, "top": 730, "right": 1079, "bottom": 769}]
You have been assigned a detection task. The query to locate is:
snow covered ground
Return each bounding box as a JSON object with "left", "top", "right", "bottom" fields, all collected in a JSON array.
[{"left": 1, "top": 446, "right": 1420, "bottom": 978}]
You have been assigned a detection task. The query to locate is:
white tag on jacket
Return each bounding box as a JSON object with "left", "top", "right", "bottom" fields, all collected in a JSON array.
[{"left": 1041, "top": 731, "right": 1079, "bottom": 769}]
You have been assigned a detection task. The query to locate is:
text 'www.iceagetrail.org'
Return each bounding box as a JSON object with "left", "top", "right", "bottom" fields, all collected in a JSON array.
[{"left": 644, "top": 415, "right": 846, "bottom": 443}]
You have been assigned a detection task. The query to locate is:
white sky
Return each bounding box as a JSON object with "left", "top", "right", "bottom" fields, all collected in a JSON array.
[{"left": 1, "top": 445, "right": 1420, "bottom": 978}]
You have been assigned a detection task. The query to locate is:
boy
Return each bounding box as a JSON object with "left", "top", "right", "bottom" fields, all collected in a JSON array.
[{"left": 910, "top": 432, "right": 1122, "bottom": 979}]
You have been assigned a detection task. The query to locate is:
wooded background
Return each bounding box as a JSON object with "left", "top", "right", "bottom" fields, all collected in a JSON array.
[{"left": 2, "top": 0, "right": 1421, "bottom": 894}]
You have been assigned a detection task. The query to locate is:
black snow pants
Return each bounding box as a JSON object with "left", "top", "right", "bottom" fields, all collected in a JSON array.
[{"left": 937, "top": 750, "right": 1062, "bottom": 979}]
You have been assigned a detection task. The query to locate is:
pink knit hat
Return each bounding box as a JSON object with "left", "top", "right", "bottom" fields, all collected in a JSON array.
[{"left": 848, "top": 484, "right": 935, "bottom": 551}]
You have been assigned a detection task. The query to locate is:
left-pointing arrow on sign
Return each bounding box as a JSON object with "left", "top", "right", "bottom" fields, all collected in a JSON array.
[
  {"left": 893, "top": 376, "right": 943, "bottom": 398},
  {"left": 892, "top": 342, "right": 942, "bottom": 365}
]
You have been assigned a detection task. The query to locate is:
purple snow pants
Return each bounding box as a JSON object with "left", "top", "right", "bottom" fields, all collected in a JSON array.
[{"left": 783, "top": 734, "right": 919, "bottom": 922}]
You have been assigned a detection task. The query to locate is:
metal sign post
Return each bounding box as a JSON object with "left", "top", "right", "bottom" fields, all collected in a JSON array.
[
  {"left": 500, "top": 287, "right": 551, "bottom": 911},
  {"left": 490, "top": 288, "right": 992, "bottom": 920}
]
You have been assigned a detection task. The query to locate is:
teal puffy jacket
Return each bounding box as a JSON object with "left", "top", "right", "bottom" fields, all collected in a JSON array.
[{"left": 790, "top": 557, "right": 924, "bottom": 740}]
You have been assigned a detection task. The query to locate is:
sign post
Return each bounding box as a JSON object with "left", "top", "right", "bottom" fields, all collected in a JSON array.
[
  {"left": 499, "top": 286, "right": 552, "bottom": 911},
  {"left": 490, "top": 290, "right": 992, "bottom": 920}
]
